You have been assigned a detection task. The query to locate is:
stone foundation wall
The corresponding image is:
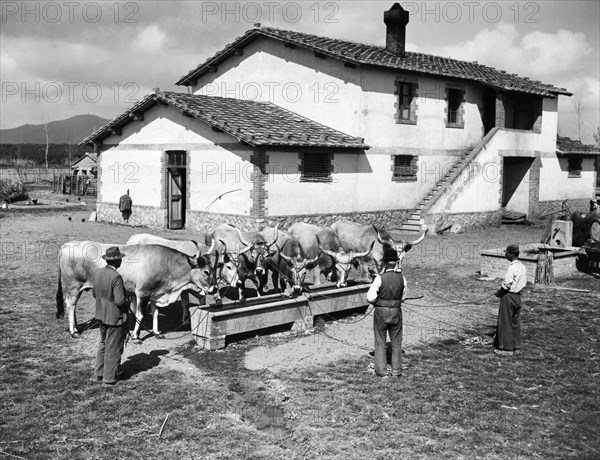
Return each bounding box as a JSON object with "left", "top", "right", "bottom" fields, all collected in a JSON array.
[
  {"left": 267, "top": 209, "right": 411, "bottom": 231},
  {"left": 98, "top": 202, "right": 264, "bottom": 233},
  {"left": 98, "top": 202, "right": 166, "bottom": 228},
  {"left": 537, "top": 199, "right": 591, "bottom": 217},
  {"left": 425, "top": 211, "right": 503, "bottom": 232}
]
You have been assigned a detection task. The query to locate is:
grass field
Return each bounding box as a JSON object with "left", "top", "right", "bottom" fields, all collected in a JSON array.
[{"left": 1, "top": 205, "right": 599, "bottom": 459}]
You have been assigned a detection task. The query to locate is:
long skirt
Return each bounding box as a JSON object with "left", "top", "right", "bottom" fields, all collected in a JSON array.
[{"left": 493, "top": 292, "right": 522, "bottom": 351}]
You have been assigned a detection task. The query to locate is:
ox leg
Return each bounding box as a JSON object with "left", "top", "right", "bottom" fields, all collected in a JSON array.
[
  {"left": 180, "top": 291, "right": 191, "bottom": 325},
  {"left": 152, "top": 306, "right": 163, "bottom": 337},
  {"left": 131, "top": 296, "right": 150, "bottom": 343},
  {"left": 249, "top": 275, "right": 262, "bottom": 298}
]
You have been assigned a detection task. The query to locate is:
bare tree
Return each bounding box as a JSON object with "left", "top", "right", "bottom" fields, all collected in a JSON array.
[
  {"left": 65, "top": 136, "right": 76, "bottom": 166},
  {"left": 41, "top": 112, "right": 52, "bottom": 169},
  {"left": 573, "top": 87, "right": 585, "bottom": 141}
]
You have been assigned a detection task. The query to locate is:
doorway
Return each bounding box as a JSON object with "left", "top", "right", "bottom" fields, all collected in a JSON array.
[
  {"left": 482, "top": 88, "right": 496, "bottom": 135},
  {"left": 166, "top": 151, "right": 186, "bottom": 229},
  {"left": 502, "top": 157, "right": 534, "bottom": 215}
]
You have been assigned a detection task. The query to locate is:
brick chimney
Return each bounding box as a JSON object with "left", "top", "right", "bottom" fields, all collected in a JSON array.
[{"left": 384, "top": 3, "right": 409, "bottom": 57}]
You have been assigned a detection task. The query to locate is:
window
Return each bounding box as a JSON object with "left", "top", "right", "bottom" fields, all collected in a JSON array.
[
  {"left": 568, "top": 157, "right": 582, "bottom": 178},
  {"left": 392, "top": 155, "right": 418, "bottom": 182},
  {"left": 446, "top": 87, "right": 465, "bottom": 127},
  {"left": 394, "top": 80, "right": 418, "bottom": 124},
  {"left": 300, "top": 153, "right": 333, "bottom": 182},
  {"left": 167, "top": 151, "right": 186, "bottom": 167}
]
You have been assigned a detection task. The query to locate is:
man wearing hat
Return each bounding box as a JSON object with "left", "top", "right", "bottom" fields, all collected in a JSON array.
[
  {"left": 366, "top": 249, "right": 407, "bottom": 377},
  {"left": 92, "top": 246, "right": 129, "bottom": 384},
  {"left": 493, "top": 244, "right": 527, "bottom": 356}
]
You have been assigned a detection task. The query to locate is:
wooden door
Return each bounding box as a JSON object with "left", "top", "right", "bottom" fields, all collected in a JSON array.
[{"left": 166, "top": 151, "right": 186, "bottom": 229}]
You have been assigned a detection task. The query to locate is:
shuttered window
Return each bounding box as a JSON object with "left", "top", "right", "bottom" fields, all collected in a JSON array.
[
  {"left": 394, "top": 79, "right": 418, "bottom": 125},
  {"left": 392, "top": 155, "right": 418, "bottom": 182},
  {"left": 300, "top": 153, "right": 333, "bottom": 182},
  {"left": 567, "top": 157, "right": 582, "bottom": 178}
]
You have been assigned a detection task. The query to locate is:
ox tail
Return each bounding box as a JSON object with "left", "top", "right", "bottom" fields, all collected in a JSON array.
[{"left": 56, "top": 266, "right": 65, "bottom": 319}]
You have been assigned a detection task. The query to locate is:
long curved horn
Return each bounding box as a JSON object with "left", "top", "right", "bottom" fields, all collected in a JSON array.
[
  {"left": 267, "top": 223, "right": 279, "bottom": 247},
  {"left": 353, "top": 240, "right": 375, "bottom": 258},
  {"left": 374, "top": 225, "right": 386, "bottom": 245},
  {"left": 204, "top": 236, "right": 216, "bottom": 255},
  {"left": 409, "top": 227, "right": 429, "bottom": 246},
  {"left": 233, "top": 225, "right": 252, "bottom": 248},
  {"left": 305, "top": 255, "right": 320, "bottom": 267},
  {"left": 278, "top": 240, "right": 292, "bottom": 263},
  {"left": 191, "top": 239, "right": 203, "bottom": 259}
]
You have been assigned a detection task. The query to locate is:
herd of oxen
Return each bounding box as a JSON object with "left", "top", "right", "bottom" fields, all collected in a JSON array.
[{"left": 56, "top": 221, "right": 427, "bottom": 342}]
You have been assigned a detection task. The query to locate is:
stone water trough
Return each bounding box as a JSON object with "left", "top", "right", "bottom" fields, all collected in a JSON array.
[
  {"left": 480, "top": 243, "right": 581, "bottom": 284},
  {"left": 189, "top": 283, "right": 371, "bottom": 350}
]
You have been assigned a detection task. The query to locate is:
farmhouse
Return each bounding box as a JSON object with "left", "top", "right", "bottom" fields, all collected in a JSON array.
[
  {"left": 70, "top": 152, "right": 98, "bottom": 177},
  {"left": 81, "top": 3, "right": 592, "bottom": 232}
]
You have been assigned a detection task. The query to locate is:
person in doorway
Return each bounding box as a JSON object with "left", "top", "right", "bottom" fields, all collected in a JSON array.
[
  {"left": 366, "top": 251, "right": 407, "bottom": 377},
  {"left": 92, "top": 246, "right": 130, "bottom": 385},
  {"left": 493, "top": 244, "right": 527, "bottom": 356}
]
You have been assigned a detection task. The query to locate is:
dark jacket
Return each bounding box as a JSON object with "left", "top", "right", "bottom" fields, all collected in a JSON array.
[{"left": 92, "top": 265, "right": 129, "bottom": 326}]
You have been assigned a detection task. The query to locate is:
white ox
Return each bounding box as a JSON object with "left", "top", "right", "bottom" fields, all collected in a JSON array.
[
  {"left": 289, "top": 222, "right": 374, "bottom": 288},
  {"left": 125, "top": 233, "right": 239, "bottom": 315},
  {"left": 56, "top": 240, "right": 214, "bottom": 341},
  {"left": 332, "top": 221, "right": 428, "bottom": 278}
]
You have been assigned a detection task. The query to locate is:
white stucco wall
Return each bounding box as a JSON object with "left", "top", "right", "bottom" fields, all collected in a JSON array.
[
  {"left": 263, "top": 149, "right": 460, "bottom": 214},
  {"left": 99, "top": 104, "right": 253, "bottom": 214},
  {"left": 539, "top": 156, "right": 596, "bottom": 201},
  {"left": 192, "top": 38, "right": 486, "bottom": 152}
]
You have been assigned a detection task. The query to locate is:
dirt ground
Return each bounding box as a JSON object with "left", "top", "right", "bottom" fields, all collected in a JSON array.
[{"left": 1, "top": 188, "right": 545, "bottom": 379}]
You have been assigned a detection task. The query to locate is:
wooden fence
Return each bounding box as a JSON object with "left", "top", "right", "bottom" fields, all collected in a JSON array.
[
  {"left": 0, "top": 167, "right": 70, "bottom": 184},
  {"left": 52, "top": 175, "right": 98, "bottom": 196}
]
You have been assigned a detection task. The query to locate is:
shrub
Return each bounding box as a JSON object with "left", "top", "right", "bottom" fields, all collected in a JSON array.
[{"left": 0, "top": 180, "right": 29, "bottom": 203}]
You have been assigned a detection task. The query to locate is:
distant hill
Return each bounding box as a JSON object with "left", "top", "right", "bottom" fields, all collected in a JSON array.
[{"left": 0, "top": 114, "right": 109, "bottom": 144}]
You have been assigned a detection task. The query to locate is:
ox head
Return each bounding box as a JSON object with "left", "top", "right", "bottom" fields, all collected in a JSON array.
[
  {"left": 278, "top": 239, "right": 319, "bottom": 294},
  {"left": 203, "top": 237, "right": 239, "bottom": 291},
  {"left": 187, "top": 240, "right": 216, "bottom": 295},
  {"left": 317, "top": 236, "right": 375, "bottom": 288},
  {"left": 234, "top": 224, "right": 279, "bottom": 279},
  {"left": 373, "top": 225, "right": 428, "bottom": 274}
]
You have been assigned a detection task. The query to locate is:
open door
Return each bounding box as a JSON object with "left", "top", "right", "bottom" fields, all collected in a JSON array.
[
  {"left": 166, "top": 151, "right": 186, "bottom": 229},
  {"left": 502, "top": 157, "right": 534, "bottom": 215}
]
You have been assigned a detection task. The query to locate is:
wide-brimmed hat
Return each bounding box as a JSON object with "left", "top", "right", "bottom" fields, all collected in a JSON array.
[
  {"left": 102, "top": 246, "right": 125, "bottom": 260},
  {"left": 504, "top": 244, "right": 520, "bottom": 255}
]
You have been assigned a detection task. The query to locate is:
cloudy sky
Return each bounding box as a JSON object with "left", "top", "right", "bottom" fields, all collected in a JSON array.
[{"left": 1, "top": 0, "right": 599, "bottom": 143}]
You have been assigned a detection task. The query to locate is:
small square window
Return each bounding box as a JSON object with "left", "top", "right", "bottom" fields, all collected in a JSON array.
[
  {"left": 300, "top": 153, "right": 332, "bottom": 182},
  {"left": 568, "top": 157, "right": 582, "bottom": 178},
  {"left": 392, "top": 155, "right": 418, "bottom": 182}
]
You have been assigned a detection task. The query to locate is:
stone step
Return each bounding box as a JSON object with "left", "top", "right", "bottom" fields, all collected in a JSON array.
[{"left": 400, "top": 223, "right": 423, "bottom": 232}]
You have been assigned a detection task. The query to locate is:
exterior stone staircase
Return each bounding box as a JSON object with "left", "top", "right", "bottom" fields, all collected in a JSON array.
[{"left": 400, "top": 127, "right": 500, "bottom": 232}]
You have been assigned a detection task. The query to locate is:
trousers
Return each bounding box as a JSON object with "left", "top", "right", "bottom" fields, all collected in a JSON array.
[
  {"left": 493, "top": 292, "right": 522, "bottom": 351},
  {"left": 95, "top": 323, "right": 127, "bottom": 383},
  {"left": 373, "top": 306, "right": 403, "bottom": 376}
]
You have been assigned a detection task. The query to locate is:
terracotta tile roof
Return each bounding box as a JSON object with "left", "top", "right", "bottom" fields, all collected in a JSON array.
[
  {"left": 556, "top": 136, "right": 600, "bottom": 156},
  {"left": 79, "top": 91, "right": 368, "bottom": 149},
  {"left": 176, "top": 26, "right": 570, "bottom": 97}
]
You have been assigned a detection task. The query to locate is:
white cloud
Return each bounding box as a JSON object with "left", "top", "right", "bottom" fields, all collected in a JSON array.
[
  {"left": 417, "top": 23, "right": 593, "bottom": 83},
  {"left": 133, "top": 25, "right": 167, "bottom": 53}
]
